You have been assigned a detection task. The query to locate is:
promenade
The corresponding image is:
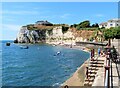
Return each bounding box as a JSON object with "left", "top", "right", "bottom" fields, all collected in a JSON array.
[
  {"left": 63, "top": 49, "right": 120, "bottom": 87},
  {"left": 63, "top": 40, "right": 120, "bottom": 88},
  {"left": 92, "top": 39, "right": 120, "bottom": 87},
  {"left": 92, "top": 58, "right": 120, "bottom": 87}
]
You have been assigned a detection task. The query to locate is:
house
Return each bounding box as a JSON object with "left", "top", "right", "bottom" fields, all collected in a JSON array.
[
  {"left": 99, "top": 18, "right": 120, "bottom": 29},
  {"left": 35, "top": 20, "right": 53, "bottom": 26},
  {"left": 99, "top": 22, "right": 107, "bottom": 28}
]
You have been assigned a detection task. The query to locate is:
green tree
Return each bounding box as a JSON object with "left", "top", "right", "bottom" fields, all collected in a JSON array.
[
  {"left": 62, "top": 26, "right": 69, "bottom": 33},
  {"left": 103, "top": 27, "right": 120, "bottom": 40},
  {"left": 92, "top": 23, "right": 99, "bottom": 27},
  {"left": 114, "top": 27, "right": 120, "bottom": 39},
  {"left": 76, "top": 25, "right": 81, "bottom": 30},
  {"left": 79, "top": 20, "right": 90, "bottom": 28},
  {"left": 73, "top": 24, "right": 77, "bottom": 28},
  {"left": 104, "top": 29, "right": 113, "bottom": 40}
]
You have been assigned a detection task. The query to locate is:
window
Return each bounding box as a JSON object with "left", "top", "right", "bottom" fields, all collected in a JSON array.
[
  {"left": 117, "top": 24, "right": 119, "bottom": 26},
  {"left": 110, "top": 24, "right": 113, "bottom": 26}
]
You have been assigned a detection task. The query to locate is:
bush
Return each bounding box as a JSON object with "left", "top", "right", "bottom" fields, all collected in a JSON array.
[
  {"left": 78, "top": 20, "right": 90, "bottom": 28},
  {"left": 103, "top": 27, "right": 120, "bottom": 40},
  {"left": 92, "top": 23, "right": 99, "bottom": 27},
  {"left": 62, "top": 26, "right": 69, "bottom": 33}
]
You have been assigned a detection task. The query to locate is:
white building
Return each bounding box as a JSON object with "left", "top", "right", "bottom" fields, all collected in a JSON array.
[
  {"left": 99, "top": 18, "right": 120, "bottom": 29},
  {"left": 35, "top": 20, "right": 53, "bottom": 26}
]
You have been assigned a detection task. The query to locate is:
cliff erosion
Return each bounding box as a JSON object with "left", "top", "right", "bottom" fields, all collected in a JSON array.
[
  {"left": 15, "top": 21, "right": 102, "bottom": 44},
  {"left": 15, "top": 25, "right": 76, "bottom": 45}
]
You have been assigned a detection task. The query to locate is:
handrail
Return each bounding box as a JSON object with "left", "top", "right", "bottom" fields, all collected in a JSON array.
[
  {"left": 104, "top": 49, "right": 110, "bottom": 88},
  {"left": 105, "top": 70, "right": 109, "bottom": 88}
]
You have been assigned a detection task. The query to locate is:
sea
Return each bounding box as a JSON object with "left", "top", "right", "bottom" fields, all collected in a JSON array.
[{"left": 1, "top": 40, "right": 90, "bottom": 86}]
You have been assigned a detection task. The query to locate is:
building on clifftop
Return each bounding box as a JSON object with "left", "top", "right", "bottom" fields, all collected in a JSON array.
[
  {"left": 35, "top": 20, "right": 53, "bottom": 26},
  {"left": 99, "top": 18, "right": 120, "bottom": 29}
]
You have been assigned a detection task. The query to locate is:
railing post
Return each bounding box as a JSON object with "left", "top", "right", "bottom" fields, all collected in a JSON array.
[
  {"left": 92, "top": 49, "right": 95, "bottom": 57},
  {"left": 108, "top": 39, "right": 111, "bottom": 47},
  {"left": 91, "top": 49, "right": 93, "bottom": 60},
  {"left": 86, "top": 66, "right": 88, "bottom": 79},
  {"left": 104, "top": 48, "right": 110, "bottom": 88},
  {"left": 104, "top": 66, "right": 110, "bottom": 88},
  {"left": 91, "top": 49, "right": 95, "bottom": 61}
]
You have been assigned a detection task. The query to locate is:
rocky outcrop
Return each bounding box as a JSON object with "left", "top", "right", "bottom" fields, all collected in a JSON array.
[
  {"left": 16, "top": 26, "right": 75, "bottom": 44},
  {"left": 15, "top": 20, "right": 103, "bottom": 44},
  {"left": 17, "top": 26, "right": 40, "bottom": 43},
  {"left": 16, "top": 25, "right": 99, "bottom": 44}
]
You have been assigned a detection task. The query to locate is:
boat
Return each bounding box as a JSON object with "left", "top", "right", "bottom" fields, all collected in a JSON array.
[
  {"left": 53, "top": 44, "right": 57, "bottom": 46},
  {"left": 53, "top": 51, "right": 61, "bottom": 56},
  {"left": 6, "top": 42, "right": 10, "bottom": 46},
  {"left": 56, "top": 51, "right": 61, "bottom": 55},
  {"left": 20, "top": 46, "right": 29, "bottom": 49}
]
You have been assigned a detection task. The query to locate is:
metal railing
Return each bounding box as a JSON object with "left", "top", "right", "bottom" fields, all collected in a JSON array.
[
  {"left": 104, "top": 49, "right": 110, "bottom": 88},
  {"left": 105, "top": 70, "right": 109, "bottom": 88}
]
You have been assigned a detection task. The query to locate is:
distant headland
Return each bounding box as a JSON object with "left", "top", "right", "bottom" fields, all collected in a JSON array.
[{"left": 14, "top": 19, "right": 120, "bottom": 45}]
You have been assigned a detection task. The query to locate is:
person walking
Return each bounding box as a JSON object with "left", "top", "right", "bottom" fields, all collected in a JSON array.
[{"left": 98, "top": 48, "right": 101, "bottom": 57}]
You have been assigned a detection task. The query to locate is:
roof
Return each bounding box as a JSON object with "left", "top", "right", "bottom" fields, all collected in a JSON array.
[
  {"left": 99, "top": 18, "right": 120, "bottom": 25},
  {"left": 99, "top": 22, "right": 107, "bottom": 25},
  {"left": 108, "top": 18, "right": 120, "bottom": 22},
  {"left": 35, "top": 20, "right": 53, "bottom": 25}
]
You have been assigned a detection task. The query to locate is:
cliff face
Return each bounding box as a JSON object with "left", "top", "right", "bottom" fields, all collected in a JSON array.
[
  {"left": 16, "top": 26, "right": 75, "bottom": 44},
  {"left": 16, "top": 25, "right": 101, "bottom": 44},
  {"left": 17, "top": 26, "right": 45, "bottom": 43}
]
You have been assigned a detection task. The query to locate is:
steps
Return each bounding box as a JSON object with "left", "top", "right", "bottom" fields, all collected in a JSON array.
[{"left": 84, "top": 56, "right": 105, "bottom": 86}]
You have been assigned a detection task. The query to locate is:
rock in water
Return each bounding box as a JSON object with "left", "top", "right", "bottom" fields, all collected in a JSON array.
[{"left": 14, "top": 39, "right": 18, "bottom": 43}]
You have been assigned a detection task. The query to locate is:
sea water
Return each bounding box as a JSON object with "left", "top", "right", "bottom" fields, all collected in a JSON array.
[{"left": 1, "top": 40, "right": 90, "bottom": 86}]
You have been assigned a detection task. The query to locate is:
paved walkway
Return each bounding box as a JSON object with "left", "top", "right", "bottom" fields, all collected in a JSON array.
[
  {"left": 83, "top": 56, "right": 105, "bottom": 86},
  {"left": 117, "top": 56, "right": 120, "bottom": 88},
  {"left": 92, "top": 56, "right": 105, "bottom": 86},
  {"left": 110, "top": 61, "right": 119, "bottom": 87},
  {"left": 92, "top": 57, "right": 120, "bottom": 87},
  {"left": 111, "top": 39, "right": 120, "bottom": 87}
]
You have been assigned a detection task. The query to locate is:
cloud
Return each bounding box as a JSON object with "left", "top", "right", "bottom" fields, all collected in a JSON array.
[
  {"left": 95, "top": 14, "right": 104, "bottom": 17},
  {"left": 2, "top": 24, "right": 21, "bottom": 31},
  {"left": 60, "top": 14, "right": 71, "bottom": 18},
  {"left": 2, "top": 10, "right": 39, "bottom": 15}
]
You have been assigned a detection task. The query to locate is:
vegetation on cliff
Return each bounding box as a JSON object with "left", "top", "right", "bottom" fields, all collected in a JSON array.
[
  {"left": 18, "top": 20, "right": 120, "bottom": 43},
  {"left": 26, "top": 23, "right": 69, "bottom": 34},
  {"left": 102, "top": 27, "right": 120, "bottom": 40},
  {"left": 70, "top": 20, "right": 99, "bottom": 30}
]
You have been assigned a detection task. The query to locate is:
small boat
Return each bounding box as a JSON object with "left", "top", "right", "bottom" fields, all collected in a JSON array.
[
  {"left": 53, "top": 51, "right": 61, "bottom": 56},
  {"left": 53, "top": 44, "right": 57, "bottom": 46},
  {"left": 20, "top": 46, "right": 29, "bottom": 49},
  {"left": 6, "top": 42, "right": 10, "bottom": 46},
  {"left": 56, "top": 51, "right": 61, "bottom": 55}
]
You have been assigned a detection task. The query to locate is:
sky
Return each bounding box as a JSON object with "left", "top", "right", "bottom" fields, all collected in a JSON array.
[{"left": 1, "top": 2, "right": 119, "bottom": 40}]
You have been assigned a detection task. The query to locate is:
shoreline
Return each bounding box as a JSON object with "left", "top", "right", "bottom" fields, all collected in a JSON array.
[
  {"left": 58, "top": 44, "right": 90, "bottom": 86},
  {"left": 62, "top": 59, "right": 89, "bottom": 86},
  {"left": 55, "top": 44, "right": 91, "bottom": 53}
]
